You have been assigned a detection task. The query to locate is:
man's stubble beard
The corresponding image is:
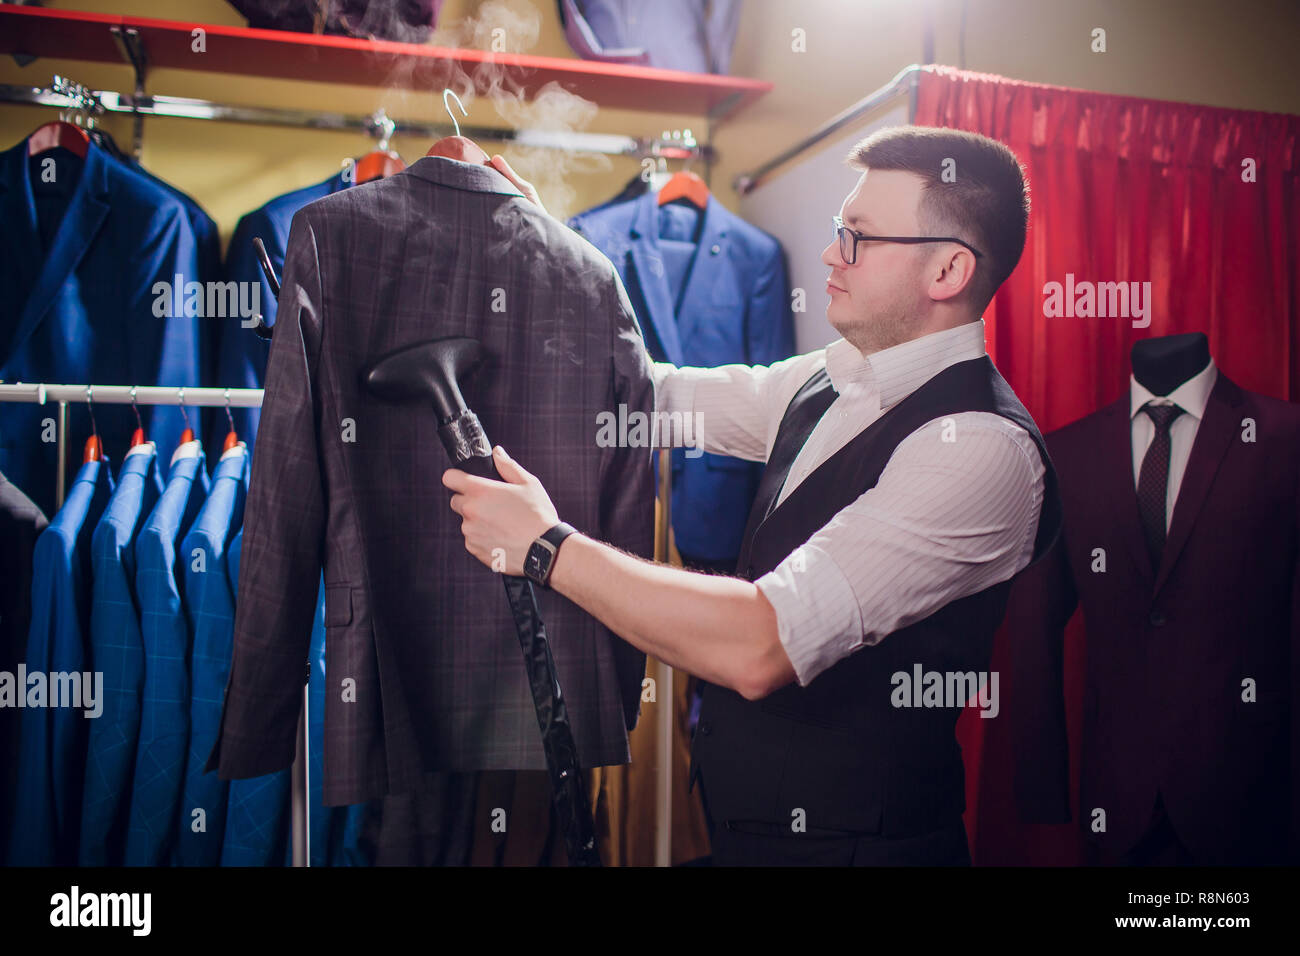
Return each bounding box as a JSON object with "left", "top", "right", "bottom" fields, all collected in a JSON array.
[{"left": 835, "top": 286, "right": 922, "bottom": 356}]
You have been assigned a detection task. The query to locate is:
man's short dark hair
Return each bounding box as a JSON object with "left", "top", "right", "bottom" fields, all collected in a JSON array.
[{"left": 847, "top": 126, "right": 1029, "bottom": 309}]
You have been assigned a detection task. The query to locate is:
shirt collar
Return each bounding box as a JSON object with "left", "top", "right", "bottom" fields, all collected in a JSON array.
[
  {"left": 1129, "top": 357, "right": 1218, "bottom": 422},
  {"left": 825, "top": 319, "right": 989, "bottom": 410}
]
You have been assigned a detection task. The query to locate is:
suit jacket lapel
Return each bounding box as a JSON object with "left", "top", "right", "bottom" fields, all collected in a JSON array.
[
  {"left": 1153, "top": 373, "right": 1242, "bottom": 594},
  {"left": 674, "top": 195, "right": 727, "bottom": 347},
  {"left": 627, "top": 192, "right": 685, "bottom": 366},
  {"left": 7, "top": 143, "right": 111, "bottom": 361},
  {"left": 1098, "top": 395, "right": 1156, "bottom": 585}
]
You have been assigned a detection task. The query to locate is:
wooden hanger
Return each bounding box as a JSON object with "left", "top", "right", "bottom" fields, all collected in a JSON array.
[
  {"left": 354, "top": 149, "right": 406, "bottom": 183},
  {"left": 657, "top": 170, "right": 709, "bottom": 209},
  {"left": 28, "top": 119, "right": 90, "bottom": 159}
]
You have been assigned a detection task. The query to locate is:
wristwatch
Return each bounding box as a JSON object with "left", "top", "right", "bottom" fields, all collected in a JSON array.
[{"left": 523, "top": 522, "right": 578, "bottom": 588}]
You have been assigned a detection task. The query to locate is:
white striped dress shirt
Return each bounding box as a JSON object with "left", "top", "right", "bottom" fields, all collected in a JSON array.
[{"left": 651, "top": 319, "right": 1045, "bottom": 686}]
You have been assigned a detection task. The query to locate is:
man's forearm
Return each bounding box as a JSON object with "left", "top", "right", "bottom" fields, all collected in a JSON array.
[{"left": 548, "top": 533, "right": 793, "bottom": 700}]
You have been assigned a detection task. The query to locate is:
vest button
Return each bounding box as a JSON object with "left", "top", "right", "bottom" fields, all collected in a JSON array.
[
  {"left": 745, "top": 565, "right": 755, "bottom": 578},
  {"left": 698, "top": 721, "right": 711, "bottom": 736},
  {"left": 1149, "top": 609, "right": 1167, "bottom": 627}
]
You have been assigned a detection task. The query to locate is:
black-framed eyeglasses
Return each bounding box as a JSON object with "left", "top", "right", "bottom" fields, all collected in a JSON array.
[{"left": 832, "top": 215, "right": 984, "bottom": 265}]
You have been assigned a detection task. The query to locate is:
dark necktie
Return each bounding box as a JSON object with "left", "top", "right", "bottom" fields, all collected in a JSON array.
[{"left": 1136, "top": 402, "right": 1185, "bottom": 567}]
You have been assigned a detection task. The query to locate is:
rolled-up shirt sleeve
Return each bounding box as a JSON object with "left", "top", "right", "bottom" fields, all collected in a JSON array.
[
  {"left": 755, "top": 412, "right": 1045, "bottom": 686},
  {"left": 651, "top": 353, "right": 825, "bottom": 462}
]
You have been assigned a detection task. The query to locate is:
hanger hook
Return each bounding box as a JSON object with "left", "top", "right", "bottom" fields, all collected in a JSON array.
[
  {"left": 130, "top": 384, "right": 144, "bottom": 434},
  {"left": 442, "top": 88, "right": 467, "bottom": 137},
  {"left": 224, "top": 387, "right": 236, "bottom": 435},
  {"left": 177, "top": 385, "right": 191, "bottom": 432},
  {"left": 85, "top": 384, "right": 98, "bottom": 438}
]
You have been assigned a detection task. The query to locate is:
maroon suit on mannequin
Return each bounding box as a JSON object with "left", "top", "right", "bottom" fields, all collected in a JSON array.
[{"left": 1007, "top": 365, "right": 1300, "bottom": 865}]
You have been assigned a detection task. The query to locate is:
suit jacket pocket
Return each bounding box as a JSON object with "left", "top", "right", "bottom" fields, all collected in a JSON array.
[{"left": 324, "top": 585, "right": 353, "bottom": 627}]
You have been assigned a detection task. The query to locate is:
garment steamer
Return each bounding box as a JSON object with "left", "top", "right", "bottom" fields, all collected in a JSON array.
[{"left": 363, "top": 338, "right": 601, "bottom": 866}]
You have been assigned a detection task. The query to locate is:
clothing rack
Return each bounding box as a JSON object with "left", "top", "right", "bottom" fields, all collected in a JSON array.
[
  {"left": 0, "top": 381, "right": 315, "bottom": 866},
  {"left": 733, "top": 63, "right": 923, "bottom": 195},
  {"left": 0, "top": 79, "right": 714, "bottom": 164},
  {"left": 1, "top": 382, "right": 679, "bottom": 865}
]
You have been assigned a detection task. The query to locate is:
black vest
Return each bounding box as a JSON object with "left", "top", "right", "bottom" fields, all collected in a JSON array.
[{"left": 689, "top": 354, "right": 1062, "bottom": 838}]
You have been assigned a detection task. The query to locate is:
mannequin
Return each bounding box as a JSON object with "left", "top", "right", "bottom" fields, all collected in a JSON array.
[{"left": 1130, "top": 332, "right": 1211, "bottom": 396}]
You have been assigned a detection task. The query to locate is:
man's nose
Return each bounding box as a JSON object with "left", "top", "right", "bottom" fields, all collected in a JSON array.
[{"left": 820, "top": 240, "right": 842, "bottom": 267}]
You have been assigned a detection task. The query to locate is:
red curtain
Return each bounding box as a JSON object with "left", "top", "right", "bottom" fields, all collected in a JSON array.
[{"left": 911, "top": 65, "right": 1300, "bottom": 864}]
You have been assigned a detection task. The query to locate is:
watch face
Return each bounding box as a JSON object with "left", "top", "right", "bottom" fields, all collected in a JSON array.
[{"left": 525, "top": 542, "right": 552, "bottom": 583}]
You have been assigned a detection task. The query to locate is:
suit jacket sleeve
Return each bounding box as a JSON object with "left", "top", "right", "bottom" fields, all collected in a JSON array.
[
  {"left": 601, "top": 260, "right": 655, "bottom": 731},
  {"left": 745, "top": 243, "right": 794, "bottom": 366},
  {"left": 206, "top": 210, "right": 326, "bottom": 779},
  {"left": 1006, "top": 528, "right": 1078, "bottom": 824},
  {"left": 211, "top": 210, "right": 278, "bottom": 447}
]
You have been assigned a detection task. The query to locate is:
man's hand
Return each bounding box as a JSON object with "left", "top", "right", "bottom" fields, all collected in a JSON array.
[
  {"left": 488, "top": 154, "right": 549, "bottom": 216},
  {"left": 443, "top": 446, "right": 560, "bottom": 575}
]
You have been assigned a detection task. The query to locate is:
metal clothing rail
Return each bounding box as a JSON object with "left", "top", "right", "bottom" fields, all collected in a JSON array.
[
  {"left": 0, "top": 80, "right": 714, "bottom": 163},
  {"left": 0, "top": 383, "right": 264, "bottom": 508},
  {"left": 733, "top": 63, "right": 923, "bottom": 195},
  {"left": 0, "top": 382, "right": 314, "bottom": 866}
]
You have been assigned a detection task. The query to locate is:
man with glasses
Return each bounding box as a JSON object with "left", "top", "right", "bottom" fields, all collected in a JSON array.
[{"left": 444, "top": 127, "right": 1062, "bottom": 866}]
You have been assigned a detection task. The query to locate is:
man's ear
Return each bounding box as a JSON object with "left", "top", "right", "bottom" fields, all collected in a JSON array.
[{"left": 929, "top": 247, "right": 978, "bottom": 303}]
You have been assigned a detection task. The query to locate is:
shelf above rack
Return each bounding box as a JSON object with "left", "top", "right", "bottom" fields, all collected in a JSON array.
[{"left": 0, "top": 5, "right": 772, "bottom": 121}]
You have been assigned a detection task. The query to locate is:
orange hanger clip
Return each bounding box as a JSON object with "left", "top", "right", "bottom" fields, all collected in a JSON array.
[
  {"left": 657, "top": 170, "right": 709, "bottom": 209},
  {"left": 354, "top": 149, "right": 406, "bottom": 184}
]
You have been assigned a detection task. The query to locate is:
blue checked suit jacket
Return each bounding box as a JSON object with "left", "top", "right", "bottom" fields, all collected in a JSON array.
[
  {"left": 79, "top": 445, "right": 164, "bottom": 865},
  {"left": 6, "top": 459, "right": 112, "bottom": 865},
  {"left": 175, "top": 446, "right": 249, "bottom": 866},
  {"left": 569, "top": 191, "right": 795, "bottom": 560},
  {"left": 218, "top": 530, "right": 292, "bottom": 866},
  {"left": 0, "top": 140, "right": 204, "bottom": 518},
  {"left": 123, "top": 447, "right": 209, "bottom": 865}
]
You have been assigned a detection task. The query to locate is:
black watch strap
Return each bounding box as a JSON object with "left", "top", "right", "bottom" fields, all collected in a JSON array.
[
  {"left": 540, "top": 521, "right": 578, "bottom": 551},
  {"left": 525, "top": 521, "right": 578, "bottom": 588}
]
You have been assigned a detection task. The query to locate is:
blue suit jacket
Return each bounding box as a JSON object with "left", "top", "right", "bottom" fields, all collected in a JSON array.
[
  {"left": 123, "top": 447, "right": 209, "bottom": 865},
  {"left": 0, "top": 140, "right": 204, "bottom": 517},
  {"left": 6, "top": 459, "right": 112, "bottom": 865},
  {"left": 79, "top": 445, "right": 164, "bottom": 865},
  {"left": 219, "top": 529, "right": 292, "bottom": 866},
  {"left": 212, "top": 172, "right": 351, "bottom": 449},
  {"left": 569, "top": 191, "right": 795, "bottom": 559},
  {"left": 175, "top": 446, "right": 249, "bottom": 866}
]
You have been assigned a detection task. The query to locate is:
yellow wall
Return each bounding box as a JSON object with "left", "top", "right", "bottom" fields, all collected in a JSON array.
[{"left": 3, "top": 0, "right": 1297, "bottom": 246}]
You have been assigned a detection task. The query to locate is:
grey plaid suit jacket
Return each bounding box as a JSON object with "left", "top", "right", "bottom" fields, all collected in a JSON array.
[{"left": 206, "top": 157, "right": 655, "bottom": 805}]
